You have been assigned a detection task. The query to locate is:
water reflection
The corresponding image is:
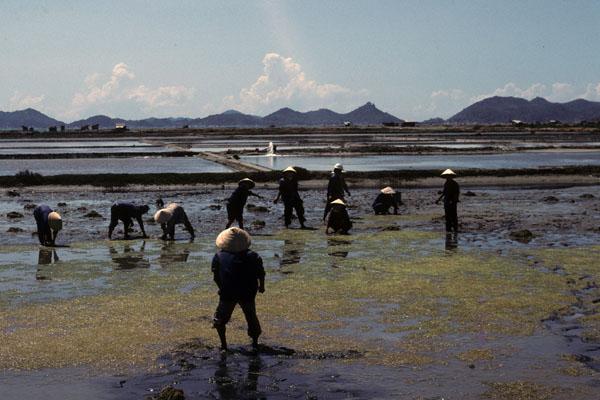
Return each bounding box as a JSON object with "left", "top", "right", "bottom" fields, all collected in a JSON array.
[
  {"left": 109, "top": 241, "right": 150, "bottom": 270},
  {"left": 36, "top": 248, "right": 59, "bottom": 280},
  {"left": 327, "top": 238, "right": 350, "bottom": 268},
  {"left": 445, "top": 232, "right": 458, "bottom": 251},
  {"left": 158, "top": 241, "right": 191, "bottom": 268},
  {"left": 279, "top": 238, "right": 306, "bottom": 269},
  {"left": 213, "top": 353, "right": 262, "bottom": 399}
]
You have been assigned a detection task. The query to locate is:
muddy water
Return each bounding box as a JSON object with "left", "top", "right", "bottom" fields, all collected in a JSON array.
[
  {"left": 241, "top": 151, "right": 600, "bottom": 171},
  {"left": 1, "top": 185, "right": 600, "bottom": 399}
]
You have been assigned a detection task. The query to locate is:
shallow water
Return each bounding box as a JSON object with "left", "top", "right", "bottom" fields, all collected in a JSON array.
[
  {"left": 241, "top": 150, "right": 600, "bottom": 171},
  {"left": 0, "top": 156, "right": 231, "bottom": 175}
]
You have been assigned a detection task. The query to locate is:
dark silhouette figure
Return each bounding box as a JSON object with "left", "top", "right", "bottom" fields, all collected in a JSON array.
[
  {"left": 436, "top": 170, "right": 460, "bottom": 232},
  {"left": 226, "top": 178, "right": 262, "bottom": 230},
  {"left": 323, "top": 164, "right": 350, "bottom": 220},
  {"left": 274, "top": 167, "right": 307, "bottom": 228},
  {"left": 108, "top": 202, "right": 149, "bottom": 239}
]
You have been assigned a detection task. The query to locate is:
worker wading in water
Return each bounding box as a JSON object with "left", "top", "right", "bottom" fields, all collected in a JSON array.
[
  {"left": 108, "top": 202, "right": 150, "bottom": 239},
  {"left": 211, "top": 227, "right": 265, "bottom": 351},
  {"left": 372, "top": 186, "right": 400, "bottom": 215},
  {"left": 325, "top": 199, "right": 352, "bottom": 234},
  {"left": 274, "top": 166, "right": 307, "bottom": 229},
  {"left": 226, "top": 178, "right": 263, "bottom": 230},
  {"left": 154, "top": 202, "right": 195, "bottom": 240},
  {"left": 436, "top": 169, "right": 460, "bottom": 232},
  {"left": 323, "top": 163, "right": 350, "bottom": 221},
  {"left": 33, "top": 204, "right": 63, "bottom": 246}
]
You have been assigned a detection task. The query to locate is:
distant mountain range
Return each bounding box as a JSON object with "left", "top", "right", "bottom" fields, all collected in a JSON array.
[
  {"left": 447, "top": 96, "right": 600, "bottom": 124},
  {"left": 4, "top": 97, "right": 600, "bottom": 130},
  {"left": 0, "top": 102, "right": 403, "bottom": 130}
]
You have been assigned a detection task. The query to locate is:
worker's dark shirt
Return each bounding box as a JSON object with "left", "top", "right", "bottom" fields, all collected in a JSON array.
[
  {"left": 442, "top": 179, "right": 460, "bottom": 205},
  {"left": 33, "top": 204, "right": 53, "bottom": 235},
  {"left": 327, "top": 173, "right": 348, "bottom": 200},
  {"left": 227, "top": 187, "right": 256, "bottom": 210},
  {"left": 212, "top": 250, "right": 265, "bottom": 302},
  {"left": 111, "top": 202, "right": 145, "bottom": 219},
  {"left": 278, "top": 178, "right": 301, "bottom": 204},
  {"left": 327, "top": 207, "right": 352, "bottom": 232},
  {"left": 372, "top": 193, "right": 399, "bottom": 212}
]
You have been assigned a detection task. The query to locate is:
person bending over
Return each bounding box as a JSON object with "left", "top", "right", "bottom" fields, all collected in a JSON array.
[{"left": 108, "top": 201, "right": 149, "bottom": 239}]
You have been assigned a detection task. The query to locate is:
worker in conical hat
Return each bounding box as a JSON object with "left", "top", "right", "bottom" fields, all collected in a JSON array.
[
  {"left": 212, "top": 227, "right": 265, "bottom": 351},
  {"left": 323, "top": 163, "right": 351, "bottom": 221},
  {"left": 274, "top": 166, "right": 308, "bottom": 228},
  {"left": 33, "top": 204, "right": 63, "bottom": 246},
  {"left": 372, "top": 186, "right": 401, "bottom": 215},
  {"left": 436, "top": 169, "right": 460, "bottom": 232},
  {"left": 325, "top": 199, "right": 352, "bottom": 234},
  {"left": 225, "top": 178, "right": 263, "bottom": 230},
  {"left": 154, "top": 202, "right": 195, "bottom": 240}
]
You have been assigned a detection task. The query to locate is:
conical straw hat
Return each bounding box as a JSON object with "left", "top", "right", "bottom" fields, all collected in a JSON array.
[
  {"left": 283, "top": 166, "right": 296, "bottom": 174},
  {"left": 441, "top": 169, "right": 456, "bottom": 177},
  {"left": 154, "top": 209, "right": 173, "bottom": 224},
  {"left": 238, "top": 178, "right": 255, "bottom": 188},
  {"left": 215, "top": 227, "right": 252, "bottom": 253},
  {"left": 333, "top": 163, "right": 344, "bottom": 171},
  {"left": 330, "top": 198, "right": 346, "bottom": 206},
  {"left": 380, "top": 186, "right": 396, "bottom": 194},
  {"left": 48, "top": 212, "right": 62, "bottom": 231}
]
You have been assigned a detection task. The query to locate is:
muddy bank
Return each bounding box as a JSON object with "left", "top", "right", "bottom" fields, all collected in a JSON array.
[
  {"left": 1, "top": 165, "right": 600, "bottom": 188},
  {"left": 0, "top": 151, "right": 196, "bottom": 160}
]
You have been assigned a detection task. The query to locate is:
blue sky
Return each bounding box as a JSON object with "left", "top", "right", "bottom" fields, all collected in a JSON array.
[{"left": 1, "top": 0, "right": 599, "bottom": 121}]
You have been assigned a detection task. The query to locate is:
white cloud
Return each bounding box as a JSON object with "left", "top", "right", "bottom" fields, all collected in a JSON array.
[
  {"left": 549, "top": 82, "right": 575, "bottom": 102},
  {"left": 581, "top": 83, "right": 600, "bottom": 101},
  {"left": 65, "top": 62, "right": 195, "bottom": 119},
  {"left": 413, "top": 89, "right": 467, "bottom": 119},
  {"left": 9, "top": 91, "right": 45, "bottom": 110},
  {"left": 222, "top": 53, "right": 367, "bottom": 114},
  {"left": 471, "top": 82, "right": 547, "bottom": 103}
]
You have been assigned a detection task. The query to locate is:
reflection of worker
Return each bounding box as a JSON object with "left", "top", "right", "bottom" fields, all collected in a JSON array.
[
  {"left": 436, "top": 169, "right": 460, "bottom": 232},
  {"left": 38, "top": 248, "right": 59, "bottom": 264},
  {"left": 273, "top": 166, "right": 307, "bottom": 229},
  {"left": 325, "top": 199, "right": 352, "bottom": 234},
  {"left": 372, "top": 187, "right": 400, "bottom": 215},
  {"left": 212, "top": 228, "right": 265, "bottom": 351},
  {"left": 108, "top": 202, "right": 149, "bottom": 239},
  {"left": 33, "top": 204, "right": 62, "bottom": 246},
  {"left": 154, "top": 203, "right": 195, "bottom": 240},
  {"left": 445, "top": 232, "right": 458, "bottom": 251},
  {"left": 158, "top": 242, "right": 190, "bottom": 268},
  {"left": 226, "top": 178, "right": 263, "bottom": 230},
  {"left": 109, "top": 241, "right": 149, "bottom": 269},
  {"left": 323, "top": 163, "right": 350, "bottom": 220}
]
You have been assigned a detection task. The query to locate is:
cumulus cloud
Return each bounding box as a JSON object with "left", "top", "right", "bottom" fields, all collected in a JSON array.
[
  {"left": 471, "top": 82, "right": 547, "bottom": 103},
  {"left": 581, "top": 83, "right": 600, "bottom": 101},
  {"left": 222, "top": 53, "right": 367, "bottom": 114},
  {"left": 413, "top": 89, "right": 467, "bottom": 119},
  {"left": 65, "top": 62, "right": 195, "bottom": 119},
  {"left": 9, "top": 91, "right": 45, "bottom": 110}
]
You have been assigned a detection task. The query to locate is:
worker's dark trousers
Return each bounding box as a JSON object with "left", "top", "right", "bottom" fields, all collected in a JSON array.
[
  {"left": 213, "top": 298, "right": 262, "bottom": 339},
  {"left": 444, "top": 202, "right": 458, "bottom": 232},
  {"left": 284, "top": 200, "right": 305, "bottom": 226},
  {"left": 372, "top": 203, "right": 390, "bottom": 215}
]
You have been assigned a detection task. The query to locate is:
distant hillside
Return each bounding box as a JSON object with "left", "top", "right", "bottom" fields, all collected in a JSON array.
[
  {"left": 0, "top": 102, "right": 404, "bottom": 130},
  {"left": 0, "top": 108, "right": 64, "bottom": 129},
  {"left": 448, "top": 96, "right": 600, "bottom": 124}
]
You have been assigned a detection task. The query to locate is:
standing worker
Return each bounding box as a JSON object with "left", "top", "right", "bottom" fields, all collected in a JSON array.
[
  {"left": 372, "top": 186, "right": 400, "bottom": 215},
  {"left": 325, "top": 199, "right": 352, "bottom": 234},
  {"left": 436, "top": 169, "right": 460, "bottom": 232},
  {"left": 108, "top": 201, "right": 150, "bottom": 239},
  {"left": 154, "top": 202, "right": 195, "bottom": 240},
  {"left": 274, "top": 166, "right": 307, "bottom": 229},
  {"left": 226, "top": 178, "right": 263, "bottom": 230},
  {"left": 211, "top": 227, "right": 265, "bottom": 351},
  {"left": 323, "top": 163, "right": 351, "bottom": 221},
  {"left": 33, "top": 204, "right": 62, "bottom": 246}
]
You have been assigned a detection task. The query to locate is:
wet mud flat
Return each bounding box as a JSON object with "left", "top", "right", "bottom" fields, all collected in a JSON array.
[{"left": 1, "top": 185, "right": 600, "bottom": 399}]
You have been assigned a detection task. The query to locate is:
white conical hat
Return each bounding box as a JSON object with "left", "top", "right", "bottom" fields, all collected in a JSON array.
[
  {"left": 215, "top": 227, "right": 252, "bottom": 253},
  {"left": 333, "top": 163, "right": 344, "bottom": 171},
  {"left": 154, "top": 209, "right": 172, "bottom": 224},
  {"left": 48, "top": 212, "right": 62, "bottom": 231},
  {"left": 380, "top": 186, "right": 396, "bottom": 194},
  {"left": 441, "top": 169, "right": 456, "bottom": 177},
  {"left": 238, "top": 178, "right": 255, "bottom": 188},
  {"left": 283, "top": 166, "right": 297, "bottom": 174},
  {"left": 330, "top": 198, "right": 346, "bottom": 206}
]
